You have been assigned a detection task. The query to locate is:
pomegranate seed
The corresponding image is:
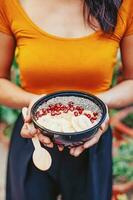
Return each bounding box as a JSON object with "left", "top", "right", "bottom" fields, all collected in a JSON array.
[
  {"left": 46, "top": 108, "right": 51, "bottom": 113},
  {"left": 35, "top": 111, "right": 40, "bottom": 118},
  {"left": 84, "top": 113, "right": 91, "bottom": 118},
  {"left": 42, "top": 108, "right": 46, "bottom": 113},
  {"left": 63, "top": 109, "right": 68, "bottom": 113},
  {"left": 42, "top": 111, "right": 47, "bottom": 115},
  {"left": 76, "top": 106, "right": 82, "bottom": 110},
  {"left": 51, "top": 113, "right": 56, "bottom": 116},
  {"left": 38, "top": 113, "right": 44, "bottom": 117},
  {"left": 69, "top": 106, "right": 75, "bottom": 112},
  {"left": 39, "top": 110, "right": 43, "bottom": 115},
  {"left": 56, "top": 103, "right": 62, "bottom": 107},
  {"left": 91, "top": 117, "right": 97, "bottom": 120},
  {"left": 56, "top": 111, "right": 61, "bottom": 115},
  {"left": 51, "top": 112, "right": 56, "bottom": 116},
  {"left": 74, "top": 111, "right": 79, "bottom": 116},
  {"left": 78, "top": 110, "right": 83, "bottom": 115},
  {"left": 93, "top": 112, "right": 98, "bottom": 116},
  {"left": 56, "top": 107, "right": 61, "bottom": 112},
  {"left": 60, "top": 105, "right": 66, "bottom": 111}
]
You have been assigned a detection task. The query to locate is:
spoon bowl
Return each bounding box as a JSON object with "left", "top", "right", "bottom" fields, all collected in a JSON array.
[{"left": 22, "top": 107, "right": 52, "bottom": 171}]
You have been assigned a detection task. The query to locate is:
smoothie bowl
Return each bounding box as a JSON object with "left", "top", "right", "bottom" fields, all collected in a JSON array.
[{"left": 31, "top": 91, "right": 107, "bottom": 147}]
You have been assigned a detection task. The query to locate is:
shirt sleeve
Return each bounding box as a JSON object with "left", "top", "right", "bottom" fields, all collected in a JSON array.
[
  {"left": 124, "top": 16, "right": 133, "bottom": 36},
  {"left": 0, "top": 1, "right": 12, "bottom": 35}
]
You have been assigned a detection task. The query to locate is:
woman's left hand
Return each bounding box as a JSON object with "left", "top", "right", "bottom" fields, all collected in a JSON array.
[{"left": 69, "top": 111, "right": 109, "bottom": 157}]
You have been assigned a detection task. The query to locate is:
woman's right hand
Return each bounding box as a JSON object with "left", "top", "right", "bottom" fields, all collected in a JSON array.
[{"left": 20, "top": 95, "right": 54, "bottom": 148}]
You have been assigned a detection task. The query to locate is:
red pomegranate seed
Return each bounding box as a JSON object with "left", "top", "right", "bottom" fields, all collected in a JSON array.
[
  {"left": 39, "top": 110, "right": 43, "bottom": 115},
  {"left": 69, "top": 106, "right": 75, "bottom": 112},
  {"left": 56, "top": 111, "right": 61, "bottom": 115},
  {"left": 63, "top": 109, "right": 68, "bottom": 113},
  {"left": 91, "top": 117, "right": 97, "bottom": 120},
  {"left": 56, "top": 107, "right": 61, "bottom": 112},
  {"left": 42, "top": 110, "right": 47, "bottom": 115},
  {"left": 42, "top": 108, "right": 46, "bottom": 113},
  {"left": 74, "top": 111, "right": 79, "bottom": 116},
  {"left": 35, "top": 111, "right": 40, "bottom": 118},
  {"left": 56, "top": 103, "right": 62, "bottom": 107},
  {"left": 84, "top": 113, "right": 91, "bottom": 118},
  {"left": 60, "top": 105, "right": 66, "bottom": 111},
  {"left": 51, "top": 112, "right": 56, "bottom": 116},
  {"left": 78, "top": 110, "right": 83, "bottom": 115},
  {"left": 76, "top": 106, "right": 82, "bottom": 110},
  {"left": 93, "top": 112, "right": 98, "bottom": 116},
  {"left": 46, "top": 108, "right": 51, "bottom": 113},
  {"left": 38, "top": 113, "right": 44, "bottom": 117}
]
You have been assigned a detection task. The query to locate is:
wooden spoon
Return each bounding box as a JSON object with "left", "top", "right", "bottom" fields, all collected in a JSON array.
[{"left": 22, "top": 108, "right": 52, "bottom": 171}]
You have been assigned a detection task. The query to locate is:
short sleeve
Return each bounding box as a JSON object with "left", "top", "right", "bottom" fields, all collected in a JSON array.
[
  {"left": 0, "top": 1, "right": 12, "bottom": 35},
  {"left": 124, "top": 16, "right": 133, "bottom": 36},
  {"left": 123, "top": 0, "right": 133, "bottom": 37}
]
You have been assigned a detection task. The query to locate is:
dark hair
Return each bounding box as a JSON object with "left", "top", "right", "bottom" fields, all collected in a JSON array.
[{"left": 83, "top": 0, "right": 123, "bottom": 33}]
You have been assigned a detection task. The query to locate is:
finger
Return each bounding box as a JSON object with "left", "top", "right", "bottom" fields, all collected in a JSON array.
[
  {"left": 100, "top": 115, "right": 109, "bottom": 131},
  {"left": 22, "top": 107, "right": 31, "bottom": 123},
  {"left": 83, "top": 129, "right": 102, "bottom": 149},
  {"left": 20, "top": 123, "right": 36, "bottom": 138},
  {"left": 100, "top": 108, "right": 110, "bottom": 131},
  {"left": 70, "top": 147, "right": 76, "bottom": 155},
  {"left": 57, "top": 145, "right": 64, "bottom": 151},
  {"left": 38, "top": 133, "right": 53, "bottom": 148},
  {"left": 72, "top": 145, "right": 84, "bottom": 157}
]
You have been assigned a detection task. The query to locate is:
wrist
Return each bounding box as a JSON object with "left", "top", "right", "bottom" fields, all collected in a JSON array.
[
  {"left": 96, "top": 92, "right": 111, "bottom": 108},
  {"left": 24, "top": 93, "right": 40, "bottom": 107}
]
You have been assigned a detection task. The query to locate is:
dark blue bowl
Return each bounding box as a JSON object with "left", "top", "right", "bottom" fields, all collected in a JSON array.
[{"left": 31, "top": 91, "right": 107, "bottom": 147}]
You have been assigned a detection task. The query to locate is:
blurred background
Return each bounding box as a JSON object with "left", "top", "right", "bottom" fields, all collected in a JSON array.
[{"left": 0, "top": 57, "right": 133, "bottom": 200}]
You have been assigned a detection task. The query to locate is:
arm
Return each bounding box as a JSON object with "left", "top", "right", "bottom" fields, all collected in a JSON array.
[
  {"left": 0, "top": 32, "right": 38, "bottom": 109},
  {"left": 97, "top": 35, "right": 133, "bottom": 109},
  {"left": 0, "top": 32, "right": 53, "bottom": 147},
  {"left": 70, "top": 35, "right": 133, "bottom": 157}
]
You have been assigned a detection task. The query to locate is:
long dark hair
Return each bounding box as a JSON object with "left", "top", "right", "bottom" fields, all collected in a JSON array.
[{"left": 84, "top": 0, "right": 123, "bottom": 33}]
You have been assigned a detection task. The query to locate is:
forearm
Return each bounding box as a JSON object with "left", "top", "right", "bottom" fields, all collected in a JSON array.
[
  {"left": 97, "top": 80, "right": 133, "bottom": 109},
  {"left": 0, "top": 78, "right": 38, "bottom": 109}
]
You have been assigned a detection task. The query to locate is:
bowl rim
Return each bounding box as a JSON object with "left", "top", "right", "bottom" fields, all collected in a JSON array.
[{"left": 31, "top": 90, "right": 107, "bottom": 136}]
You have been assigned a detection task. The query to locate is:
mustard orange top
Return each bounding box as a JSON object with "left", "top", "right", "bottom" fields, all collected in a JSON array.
[{"left": 0, "top": 0, "right": 133, "bottom": 95}]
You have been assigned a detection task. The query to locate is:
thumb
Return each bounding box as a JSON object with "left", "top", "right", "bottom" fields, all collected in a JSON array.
[{"left": 22, "top": 107, "right": 31, "bottom": 123}]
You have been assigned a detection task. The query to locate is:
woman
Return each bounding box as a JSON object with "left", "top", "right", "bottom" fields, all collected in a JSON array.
[{"left": 0, "top": 0, "right": 133, "bottom": 199}]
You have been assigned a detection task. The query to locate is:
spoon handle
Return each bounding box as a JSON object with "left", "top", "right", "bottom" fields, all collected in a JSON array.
[
  {"left": 32, "top": 136, "right": 42, "bottom": 150},
  {"left": 22, "top": 108, "right": 41, "bottom": 150}
]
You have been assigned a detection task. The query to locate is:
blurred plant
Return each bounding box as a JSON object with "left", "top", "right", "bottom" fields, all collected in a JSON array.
[
  {"left": 113, "top": 140, "right": 133, "bottom": 183},
  {"left": 121, "top": 113, "right": 133, "bottom": 128},
  {"left": 0, "top": 58, "right": 20, "bottom": 137}
]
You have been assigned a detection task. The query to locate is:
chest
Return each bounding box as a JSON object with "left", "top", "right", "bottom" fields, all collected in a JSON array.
[{"left": 19, "top": 0, "right": 95, "bottom": 38}]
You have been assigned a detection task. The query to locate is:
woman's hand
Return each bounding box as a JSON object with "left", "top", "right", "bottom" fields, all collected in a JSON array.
[
  {"left": 69, "top": 109, "right": 109, "bottom": 157},
  {"left": 21, "top": 95, "right": 54, "bottom": 148}
]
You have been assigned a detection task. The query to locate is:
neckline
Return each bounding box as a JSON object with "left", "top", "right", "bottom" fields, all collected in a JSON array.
[{"left": 14, "top": 0, "right": 102, "bottom": 41}]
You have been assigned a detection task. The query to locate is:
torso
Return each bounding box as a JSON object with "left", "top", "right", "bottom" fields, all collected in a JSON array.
[{"left": 1, "top": 0, "right": 132, "bottom": 95}]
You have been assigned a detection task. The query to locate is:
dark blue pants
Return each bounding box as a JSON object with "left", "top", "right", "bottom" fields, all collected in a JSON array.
[{"left": 6, "top": 114, "right": 112, "bottom": 200}]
